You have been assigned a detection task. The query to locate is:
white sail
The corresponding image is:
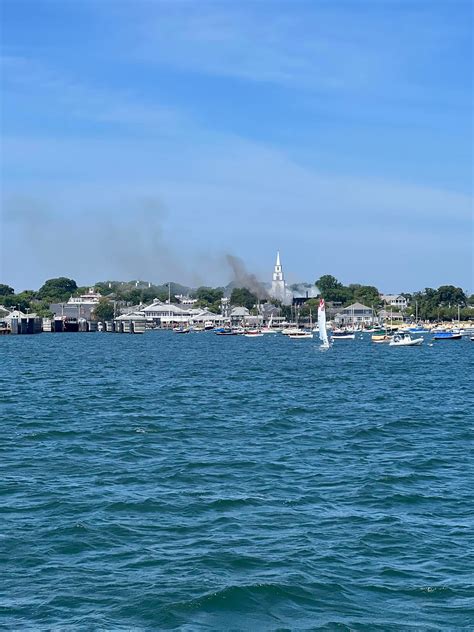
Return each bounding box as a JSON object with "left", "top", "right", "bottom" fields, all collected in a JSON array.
[{"left": 318, "top": 298, "right": 330, "bottom": 348}]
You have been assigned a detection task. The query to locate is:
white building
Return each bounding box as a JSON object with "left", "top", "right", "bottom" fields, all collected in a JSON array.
[
  {"left": 141, "top": 300, "right": 223, "bottom": 326},
  {"left": 381, "top": 294, "right": 408, "bottom": 310}
]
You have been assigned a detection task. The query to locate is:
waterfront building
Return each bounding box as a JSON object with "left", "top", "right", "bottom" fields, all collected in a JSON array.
[
  {"left": 141, "top": 300, "right": 223, "bottom": 327},
  {"left": 334, "top": 302, "right": 375, "bottom": 326},
  {"left": 50, "top": 287, "right": 102, "bottom": 320}
]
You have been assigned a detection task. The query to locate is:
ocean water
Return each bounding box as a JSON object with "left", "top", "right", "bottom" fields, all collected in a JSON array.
[{"left": 1, "top": 331, "right": 473, "bottom": 630}]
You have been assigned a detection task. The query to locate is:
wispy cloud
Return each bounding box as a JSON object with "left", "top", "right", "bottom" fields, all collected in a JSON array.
[
  {"left": 1, "top": 55, "right": 186, "bottom": 132},
  {"left": 126, "top": 1, "right": 469, "bottom": 102}
]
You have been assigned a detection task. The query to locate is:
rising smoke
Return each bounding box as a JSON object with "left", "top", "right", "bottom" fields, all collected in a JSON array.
[{"left": 225, "top": 254, "right": 269, "bottom": 299}]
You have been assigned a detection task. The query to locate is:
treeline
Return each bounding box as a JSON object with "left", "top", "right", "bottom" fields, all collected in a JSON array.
[{"left": 1, "top": 275, "right": 473, "bottom": 321}]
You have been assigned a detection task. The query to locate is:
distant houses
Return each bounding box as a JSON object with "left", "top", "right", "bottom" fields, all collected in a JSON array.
[{"left": 380, "top": 294, "right": 408, "bottom": 311}]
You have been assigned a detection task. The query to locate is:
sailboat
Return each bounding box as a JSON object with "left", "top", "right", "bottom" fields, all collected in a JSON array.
[{"left": 318, "top": 299, "right": 331, "bottom": 349}]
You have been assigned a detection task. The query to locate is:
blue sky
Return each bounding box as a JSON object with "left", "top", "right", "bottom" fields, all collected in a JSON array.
[{"left": 1, "top": 0, "right": 472, "bottom": 293}]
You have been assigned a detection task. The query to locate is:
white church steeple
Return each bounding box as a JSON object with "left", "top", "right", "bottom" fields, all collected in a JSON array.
[{"left": 271, "top": 251, "right": 287, "bottom": 302}]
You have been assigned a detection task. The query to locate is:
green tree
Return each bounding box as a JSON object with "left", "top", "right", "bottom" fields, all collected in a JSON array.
[
  {"left": 3, "top": 291, "right": 35, "bottom": 312},
  {"left": 350, "top": 284, "right": 381, "bottom": 307},
  {"left": 435, "top": 285, "right": 467, "bottom": 307},
  {"left": 37, "top": 277, "right": 78, "bottom": 302},
  {"left": 230, "top": 287, "right": 258, "bottom": 310},
  {"left": 0, "top": 284, "right": 14, "bottom": 296},
  {"left": 93, "top": 299, "right": 115, "bottom": 321},
  {"left": 315, "top": 275, "right": 342, "bottom": 295},
  {"left": 195, "top": 286, "right": 224, "bottom": 305}
]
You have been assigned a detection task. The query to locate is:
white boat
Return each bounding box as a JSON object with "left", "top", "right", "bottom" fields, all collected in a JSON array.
[
  {"left": 389, "top": 333, "right": 423, "bottom": 346},
  {"left": 244, "top": 329, "right": 264, "bottom": 338},
  {"left": 318, "top": 298, "right": 330, "bottom": 349},
  {"left": 281, "top": 326, "right": 300, "bottom": 335},
  {"left": 288, "top": 331, "right": 313, "bottom": 339}
]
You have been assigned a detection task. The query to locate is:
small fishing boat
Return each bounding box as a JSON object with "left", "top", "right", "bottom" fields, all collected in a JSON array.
[
  {"left": 215, "top": 328, "right": 238, "bottom": 336},
  {"left": 174, "top": 326, "right": 190, "bottom": 334},
  {"left": 244, "top": 329, "right": 264, "bottom": 337},
  {"left": 433, "top": 331, "right": 462, "bottom": 340},
  {"left": 389, "top": 333, "right": 423, "bottom": 346}
]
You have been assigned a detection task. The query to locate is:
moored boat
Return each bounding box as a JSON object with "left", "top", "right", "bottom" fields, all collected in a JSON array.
[
  {"left": 174, "top": 326, "right": 190, "bottom": 334},
  {"left": 332, "top": 329, "right": 355, "bottom": 340},
  {"left": 288, "top": 330, "right": 313, "bottom": 339},
  {"left": 389, "top": 333, "right": 423, "bottom": 346},
  {"left": 433, "top": 331, "right": 463, "bottom": 340}
]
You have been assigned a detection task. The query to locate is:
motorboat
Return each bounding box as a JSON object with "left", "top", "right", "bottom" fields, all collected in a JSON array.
[
  {"left": 244, "top": 329, "right": 264, "bottom": 338},
  {"left": 389, "top": 333, "right": 423, "bottom": 346},
  {"left": 433, "top": 331, "right": 463, "bottom": 340},
  {"left": 215, "top": 327, "right": 238, "bottom": 336},
  {"left": 173, "top": 326, "right": 190, "bottom": 334}
]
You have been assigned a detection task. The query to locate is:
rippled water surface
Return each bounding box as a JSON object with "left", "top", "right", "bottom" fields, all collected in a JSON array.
[{"left": 1, "top": 332, "right": 473, "bottom": 630}]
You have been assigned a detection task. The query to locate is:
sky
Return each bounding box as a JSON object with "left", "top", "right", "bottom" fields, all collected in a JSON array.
[{"left": 0, "top": 0, "right": 472, "bottom": 293}]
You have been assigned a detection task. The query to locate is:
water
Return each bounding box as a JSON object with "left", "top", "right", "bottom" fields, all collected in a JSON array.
[{"left": 1, "top": 332, "right": 473, "bottom": 630}]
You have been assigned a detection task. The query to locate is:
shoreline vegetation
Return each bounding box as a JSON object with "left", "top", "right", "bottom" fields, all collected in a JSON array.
[{"left": 0, "top": 275, "right": 472, "bottom": 323}]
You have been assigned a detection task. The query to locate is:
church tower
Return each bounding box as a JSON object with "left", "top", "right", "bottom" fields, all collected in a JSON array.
[{"left": 271, "top": 251, "right": 286, "bottom": 302}]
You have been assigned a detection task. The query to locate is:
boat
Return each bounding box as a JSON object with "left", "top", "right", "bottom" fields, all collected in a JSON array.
[
  {"left": 174, "top": 326, "right": 190, "bottom": 334},
  {"left": 318, "top": 298, "right": 330, "bottom": 349},
  {"left": 372, "top": 335, "right": 390, "bottom": 344},
  {"left": 408, "top": 326, "right": 430, "bottom": 334},
  {"left": 470, "top": 336, "right": 474, "bottom": 342},
  {"left": 204, "top": 320, "right": 215, "bottom": 330},
  {"left": 371, "top": 328, "right": 391, "bottom": 343},
  {"left": 288, "top": 331, "right": 313, "bottom": 339},
  {"left": 332, "top": 329, "right": 355, "bottom": 340},
  {"left": 215, "top": 328, "right": 238, "bottom": 336},
  {"left": 433, "top": 331, "right": 463, "bottom": 340},
  {"left": 260, "top": 315, "right": 278, "bottom": 334},
  {"left": 389, "top": 333, "right": 423, "bottom": 346},
  {"left": 244, "top": 329, "right": 264, "bottom": 337},
  {"left": 281, "top": 326, "right": 300, "bottom": 335}
]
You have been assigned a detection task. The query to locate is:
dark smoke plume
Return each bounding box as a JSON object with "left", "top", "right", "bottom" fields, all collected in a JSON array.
[{"left": 225, "top": 254, "right": 269, "bottom": 299}]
